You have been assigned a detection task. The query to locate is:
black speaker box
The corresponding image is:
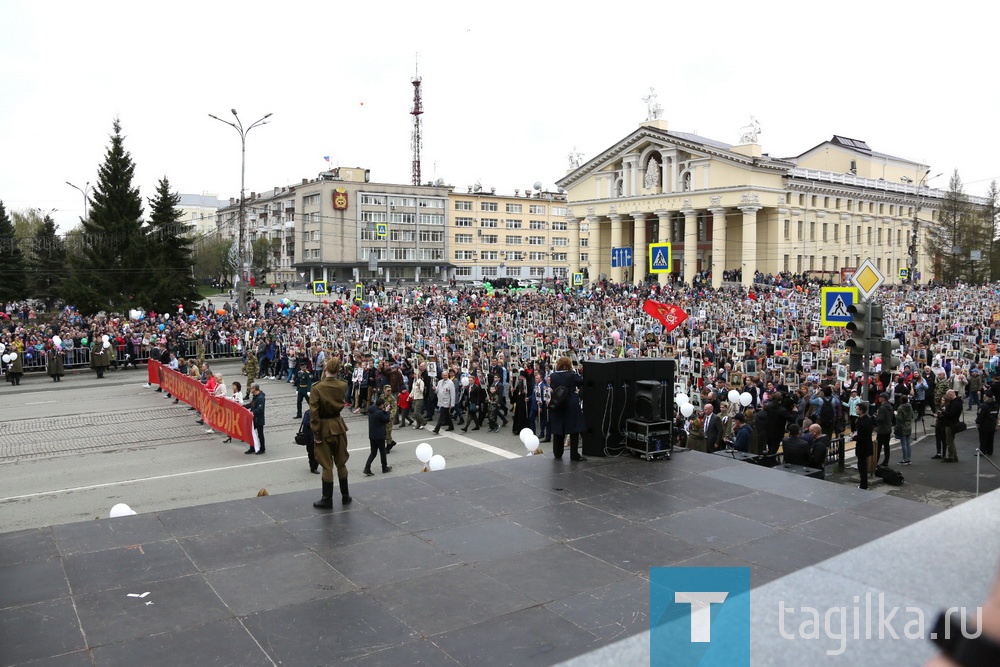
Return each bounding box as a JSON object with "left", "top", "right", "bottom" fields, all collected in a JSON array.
[{"left": 581, "top": 358, "right": 676, "bottom": 457}]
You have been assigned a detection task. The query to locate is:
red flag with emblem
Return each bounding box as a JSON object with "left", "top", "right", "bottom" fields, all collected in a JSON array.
[{"left": 642, "top": 299, "right": 688, "bottom": 332}]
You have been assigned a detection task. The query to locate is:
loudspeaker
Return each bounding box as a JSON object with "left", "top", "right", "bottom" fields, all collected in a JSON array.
[
  {"left": 581, "top": 358, "right": 676, "bottom": 457},
  {"left": 635, "top": 380, "right": 663, "bottom": 421}
]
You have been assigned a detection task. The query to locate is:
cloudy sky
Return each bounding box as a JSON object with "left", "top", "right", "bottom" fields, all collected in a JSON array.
[{"left": 2, "top": 1, "right": 996, "bottom": 231}]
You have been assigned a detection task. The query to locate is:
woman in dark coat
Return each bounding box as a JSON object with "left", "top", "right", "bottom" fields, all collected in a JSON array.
[
  {"left": 510, "top": 371, "right": 533, "bottom": 435},
  {"left": 46, "top": 343, "right": 65, "bottom": 382},
  {"left": 547, "top": 356, "right": 586, "bottom": 461}
]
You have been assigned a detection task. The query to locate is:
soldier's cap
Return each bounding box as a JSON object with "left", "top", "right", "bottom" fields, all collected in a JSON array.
[{"left": 326, "top": 358, "right": 342, "bottom": 375}]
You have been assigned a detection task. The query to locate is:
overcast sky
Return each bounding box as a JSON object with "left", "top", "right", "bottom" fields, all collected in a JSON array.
[{"left": 2, "top": 1, "right": 997, "bottom": 232}]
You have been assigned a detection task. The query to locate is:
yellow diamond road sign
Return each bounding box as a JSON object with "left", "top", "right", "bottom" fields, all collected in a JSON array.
[{"left": 851, "top": 258, "right": 885, "bottom": 300}]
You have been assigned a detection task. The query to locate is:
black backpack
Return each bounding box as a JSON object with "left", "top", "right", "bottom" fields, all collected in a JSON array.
[
  {"left": 875, "top": 464, "right": 904, "bottom": 486},
  {"left": 549, "top": 384, "right": 570, "bottom": 412},
  {"left": 818, "top": 397, "right": 835, "bottom": 429}
]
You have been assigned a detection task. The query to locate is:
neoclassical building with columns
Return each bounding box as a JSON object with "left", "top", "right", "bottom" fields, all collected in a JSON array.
[{"left": 556, "top": 115, "right": 967, "bottom": 289}]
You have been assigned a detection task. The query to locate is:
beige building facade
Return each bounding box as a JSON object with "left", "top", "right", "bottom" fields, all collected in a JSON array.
[
  {"left": 557, "top": 118, "right": 976, "bottom": 288},
  {"left": 447, "top": 188, "right": 582, "bottom": 283}
]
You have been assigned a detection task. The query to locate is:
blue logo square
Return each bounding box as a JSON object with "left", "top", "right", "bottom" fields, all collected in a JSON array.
[{"left": 650, "top": 567, "right": 750, "bottom": 667}]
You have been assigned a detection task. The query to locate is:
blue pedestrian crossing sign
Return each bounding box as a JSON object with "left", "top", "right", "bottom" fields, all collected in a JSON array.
[
  {"left": 572, "top": 272, "right": 584, "bottom": 286},
  {"left": 376, "top": 223, "right": 388, "bottom": 239},
  {"left": 898, "top": 268, "right": 909, "bottom": 280},
  {"left": 648, "top": 242, "right": 672, "bottom": 274},
  {"left": 820, "top": 286, "right": 858, "bottom": 327},
  {"left": 610, "top": 247, "right": 633, "bottom": 268}
]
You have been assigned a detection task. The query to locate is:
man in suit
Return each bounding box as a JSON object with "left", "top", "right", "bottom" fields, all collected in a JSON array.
[
  {"left": 780, "top": 423, "right": 810, "bottom": 465},
  {"left": 702, "top": 403, "right": 723, "bottom": 451},
  {"left": 310, "top": 357, "right": 352, "bottom": 507},
  {"left": 244, "top": 383, "right": 266, "bottom": 455},
  {"left": 854, "top": 402, "right": 874, "bottom": 489}
]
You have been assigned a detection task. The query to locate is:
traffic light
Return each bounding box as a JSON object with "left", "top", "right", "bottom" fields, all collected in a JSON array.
[
  {"left": 846, "top": 301, "right": 869, "bottom": 372},
  {"left": 869, "top": 304, "right": 884, "bottom": 339},
  {"left": 881, "top": 338, "right": 901, "bottom": 372}
]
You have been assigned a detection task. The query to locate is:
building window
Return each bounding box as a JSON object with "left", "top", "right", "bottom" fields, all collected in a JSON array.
[
  {"left": 552, "top": 252, "right": 568, "bottom": 262},
  {"left": 529, "top": 251, "right": 546, "bottom": 261},
  {"left": 419, "top": 230, "right": 443, "bottom": 243},
  {"left": 419, "top": 248, "right": 443, "bottom": 260},
  {"left": 481, "top": 234, "right": 498, "bottom": 244},
  {"left": 455, "top": 217, "right": 473, "bottom": 227},
  {"left": 302, "top": 193, "right": 320, "bottom": 207},
  {"left": 418, "top": 198, "right": 444, "bottom": 209},
  {"left": 482, "top": 266, "right": 498, "bottom": 277},
  {"left": 311, "top": 231, "right": 320, "bottom": 241},
  {"left": 360, "top": 194, "right": 386, "bottom": 206},
  {"left": 390, "top": 230, "right": 414, "bottom": 242},
  {"left": 454, "top": 266, "right": 472, "bottom": 276},
  {"left": 455, "top": 250, "right": 475, "bottom": 260},
  {"left": 783, "top": 220, "right": 790, "bottom": 240},
  {"left": 553, "top": 267, "right": 568, "bottom": 278},
  {"left": 390, "top": 196, "right": 416, "bottom": 207},
  {"left": 506, "top": 235, "right": 522, "bottom": 245},
  {"left": 505, "top": 203, "right": 522, "bottom": 213},
  {"left": 580, "top": 238, "right": 588, "bottom": 247},
  {"left": 481, "top": 251, "right": 498, "bottom": 260},
  {"left": 361, "top": 211, "right": 387, "bottom": 223},
  {"left": 480, "top": 218, "right": 498, "bottom": 228},
  {"left": 504, "top": 266, "right": 519, "bottom": 277},
  {"left": 360, "top": 229, "right": 377, "bottom": 241},
  {"left": 529, "top": 204, "right": 546, "bottom": 214},
  {"left": 552, "top": 206, "right": 567, "bottom": 216},
  {"left": 481, "top": 201, "right": 498, "bottom": 212},
  {"left": 551, "top": 221, "right": 567, "bottom": 231},
  {"left": 418, "top": 214, "right": 444, "bottom": 225},
  {"left": 783, "top": 254, "right": 789, "bottom": 272},
  {"left": 312, "top": 248, "right": 320, "bottom": 259},
  {"left": 391, "top": 247, "right": 416, "bottom": 260},
  {"left": 833, "top": 224, "right": 839, "bottom": 241},
  {"left": 391, "top": 212, "right": 416, "bottom": 224},
  {"left": 797, "top": 220, "right": 803, "bottom": 240},
  {"left": 529, "top": 220, "right": 546, "bottom": 230},
  {"left": 529, "top": 266, "right": 546, "bottom": 277},
  {"left": 867, "top": 227, "right": 873, "bottom": 244},
  {"left": 552, "top": 237, "right": 568, "bottom": 246},
  {"left": 822, "top": 223, "right": 828, "bottom": 242},
  {"left": 528, "top": 236, "right": 545, "bottom": 245},
  {"left": 505, "top": 219, "right": 522, "bottom": 229},
  {"left": 810, "top": 221, "right": 816, "bottom": 241},
  {"left": 361, "top": 247, "right": 387, "bottom": 260},
  {"left": 455, "top": 200, "right": 473, "bottom": 211},
  {"left": 455, "top": 234, "right": 473, "bottom": 244},
  {"left": 509, "top": 251, "right": 523, "bottom": 261}
]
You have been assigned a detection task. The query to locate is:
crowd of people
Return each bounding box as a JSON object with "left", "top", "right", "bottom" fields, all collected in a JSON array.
[{"left": 4, "top": 278, "right": 1000, "bottom": 487}]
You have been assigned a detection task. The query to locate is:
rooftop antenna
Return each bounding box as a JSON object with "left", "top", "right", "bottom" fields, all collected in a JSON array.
[{"left": 410, "top": 54, "right": 423, "bottom": 186}]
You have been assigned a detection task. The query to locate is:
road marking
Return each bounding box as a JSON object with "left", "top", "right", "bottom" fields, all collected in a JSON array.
[
  {"left": 25, "top": 400, "right": 57, "bottom": 405},
  {"left": 0, "top": 432, "right": 518, "bottom": 500}
]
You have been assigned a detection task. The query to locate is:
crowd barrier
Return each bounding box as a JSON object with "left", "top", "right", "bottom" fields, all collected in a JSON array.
[{"left": 6, "top": 341, "right": 245, "bottom": 376}]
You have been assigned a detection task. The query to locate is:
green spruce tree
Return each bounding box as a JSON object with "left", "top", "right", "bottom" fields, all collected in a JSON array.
[
  {"left": 145, "top": 177, "right": 201, "bottom": 312},
  {"left": 28, "top": 215, "right": 66, "bottom": 310},
  {"left": 66, "top": 118, "right": 145, "bottom": 313},
  {"left": 0, "top": 201, "right": 27, "bottom": 301}
]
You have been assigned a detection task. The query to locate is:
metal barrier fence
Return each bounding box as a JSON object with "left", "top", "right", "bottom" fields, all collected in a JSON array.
[{"left": 3, "top": 341, "right": 245, "bottom": 376}]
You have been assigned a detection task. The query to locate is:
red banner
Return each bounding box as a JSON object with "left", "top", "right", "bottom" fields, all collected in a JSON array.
[
  {"left": 642, "top": 299, "right": 689, "bottom": 332},
  {"left": 148, "top": 359, "right": 254, "bottom": 446}
]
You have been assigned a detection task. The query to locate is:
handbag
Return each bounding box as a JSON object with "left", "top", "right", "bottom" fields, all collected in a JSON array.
[{"left": 952, "top": 421, "right": 967, "bottom": 433}]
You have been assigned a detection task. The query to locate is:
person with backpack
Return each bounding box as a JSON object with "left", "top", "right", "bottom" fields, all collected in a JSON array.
[
  {"left": 895, "top": 395, "right": 915, "bottom": 465},
  {"left": 874, "top": 392, "right": 895, "bottom": 467},
  {"left": 810, "top": 385, "right": 842, "bottom": 439},
  {"left": 976, "top": 391, "right": 999, "bottom": 457},
  {"left": 547, "top": 356, "right": 586, "bottom": 461}
]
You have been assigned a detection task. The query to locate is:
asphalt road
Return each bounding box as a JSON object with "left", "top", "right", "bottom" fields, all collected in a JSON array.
[{"left": 0, "top": 360, "right": 525, "bottom": 533}]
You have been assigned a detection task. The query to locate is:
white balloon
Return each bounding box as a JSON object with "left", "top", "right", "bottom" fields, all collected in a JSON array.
[
  {"left": 415, "top": 442, "right": 434, "bottom": 463},
  {"left": 0, "top": 343, "right": 5, "bottom": 353},
  {"left": 1, "top": 354, "right": 9, "bottom": 364},
  {"left": 8, "top": 352, "right": 15, "bottom": 361},
  {"left": 102, "top": 335, "right": 110, "bottom": 343},
  {"left": 681, "top": 403, "right": 694, "bottom": 418},
  {"left": 525, "top": 434, "right": 540, "bottom": 450},
  {"left": 52, "top": 337, "right": 61, "bottom": 347},
  {"left": 428, "top": 454, "right": 446, "bottom": 471},
  {"left": 728, "top": 389, "right": 741, "bottom": 404},
  {"left": 461, "top": 376, "right": 470, "bottom": 387},
  {"left": 739, "top": 392, "right": 753, "bottom": 407},
  {"left": 675, "top": 393, "right": 690, "bottom": 406},
  {"left": 109, "top": 503, "right": 136, "bottom": 518},
  {"left": 519, "top": 427, "right": 533, "bottom": 443},
  {"left": 103, "top": 341, "right": 111, "bottom": 349}
]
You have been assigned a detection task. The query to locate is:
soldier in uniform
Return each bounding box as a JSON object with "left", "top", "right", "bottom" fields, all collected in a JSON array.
[
  {"left": 46, "top": 343, "right": 65, "bottom": 382},
  {"left": 196, "top": 339, "right": 207, "bottom": 373},
  {"left": 310, "top": 357, "right": 352, "bottom": 508},
  {"left": 243, "top": 353, "right": 258, "bottom": 400},
  {"left": 382, "top": 385, "right": 398, "bottom": 452},
  {"left": 90, "top": 339, "right": 110, "bottom": 379},
  {"left": 6, "top": 350, "right": 24, "bottom": 386},
  {"left": 293, "top": 363, "right": 312, "bottom": 419}
]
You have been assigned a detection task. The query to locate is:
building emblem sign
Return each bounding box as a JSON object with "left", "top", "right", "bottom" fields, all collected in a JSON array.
[{"left": 333, "top": 188, "right": 349, "bottom": 210}]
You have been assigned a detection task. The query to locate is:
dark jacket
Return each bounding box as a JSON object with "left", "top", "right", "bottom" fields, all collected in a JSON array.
[
  {"left": 781, "top": 436, "right": 811, "bottom": 466},
  {"left": 367, "top": 403, "right": 390, "bottom": 441},
  {"left": 733, "top": 423, "right": 752, "bottom": 452},
  {"left": 854, "top": 414, "right": 874, "bottom": 457},
  {"left": 548, "top": 369, "right": 585, "bottom": 436},
  {"left": 976, "top": 397, "right": 999, "bottom": 427},
  {"left": 941, "top": 396, "right": 963, "bottom": 427},
  {"left": 246, "top": 390, "right": 266, "bottom": 427},
  {"left": 703, "top": 412, "right": 724, "bottom": 451},
  {"left": 874, "top": 401, "right": 894, "bottom": 435}
]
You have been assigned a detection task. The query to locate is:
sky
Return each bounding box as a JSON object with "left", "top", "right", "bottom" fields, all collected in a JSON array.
[{"left": 2, "top": 1, "right": 998, "bottom": 232}]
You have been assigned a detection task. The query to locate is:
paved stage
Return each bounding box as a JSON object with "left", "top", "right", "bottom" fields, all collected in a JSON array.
[{"left": 1, "top": 448, "right": 945, "bottom": 666}]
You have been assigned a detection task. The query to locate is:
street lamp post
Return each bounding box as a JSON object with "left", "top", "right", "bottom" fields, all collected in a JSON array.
[
  {"left": 909, "top": 171, "right": 942, "bottom": 286},
  {"left": 65, "top": 181, "right": 90, "bottom": 220},
  {"left": 209, "top": 109, "right": 272, "bottom": 313}
]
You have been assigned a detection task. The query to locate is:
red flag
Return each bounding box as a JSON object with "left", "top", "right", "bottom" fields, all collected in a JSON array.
[{"left": 642, "top": 299, "right": 688, "bottom": 332}]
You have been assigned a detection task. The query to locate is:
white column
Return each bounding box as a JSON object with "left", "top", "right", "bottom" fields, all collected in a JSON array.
[
  {"left": 740, "top": 205, "right": 761, "bottom": 288},
  {"left": 622, "top": 161, "right": 632, "bottom": 197},
  {"left": 662, "top": 157, "right": 670, "bottom": 193},
  {"left": 609, "top": 214, "right": 624, "bottom": 283},
  {"left": 656, "top": 210, "right": 671, "bottom": 286},
  {"left": 631, "top": 212, "right": 646, "bottom": 284},
  {"left": 569, "top": 217, "right": 581, "bottom": 276},
  {"left": 682, "top": 208, "right": 697, "bottom": 286},
  {"left": 670, "top": 159, "right": 678, "bottom": 194},
  {"left": 709, "top": 207, "right": 727, "bottom": 288}
]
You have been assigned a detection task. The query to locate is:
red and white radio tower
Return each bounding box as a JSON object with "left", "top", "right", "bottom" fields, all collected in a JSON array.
[{"left": 410, "top": 61, "right": 423, "bottom": 186}]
